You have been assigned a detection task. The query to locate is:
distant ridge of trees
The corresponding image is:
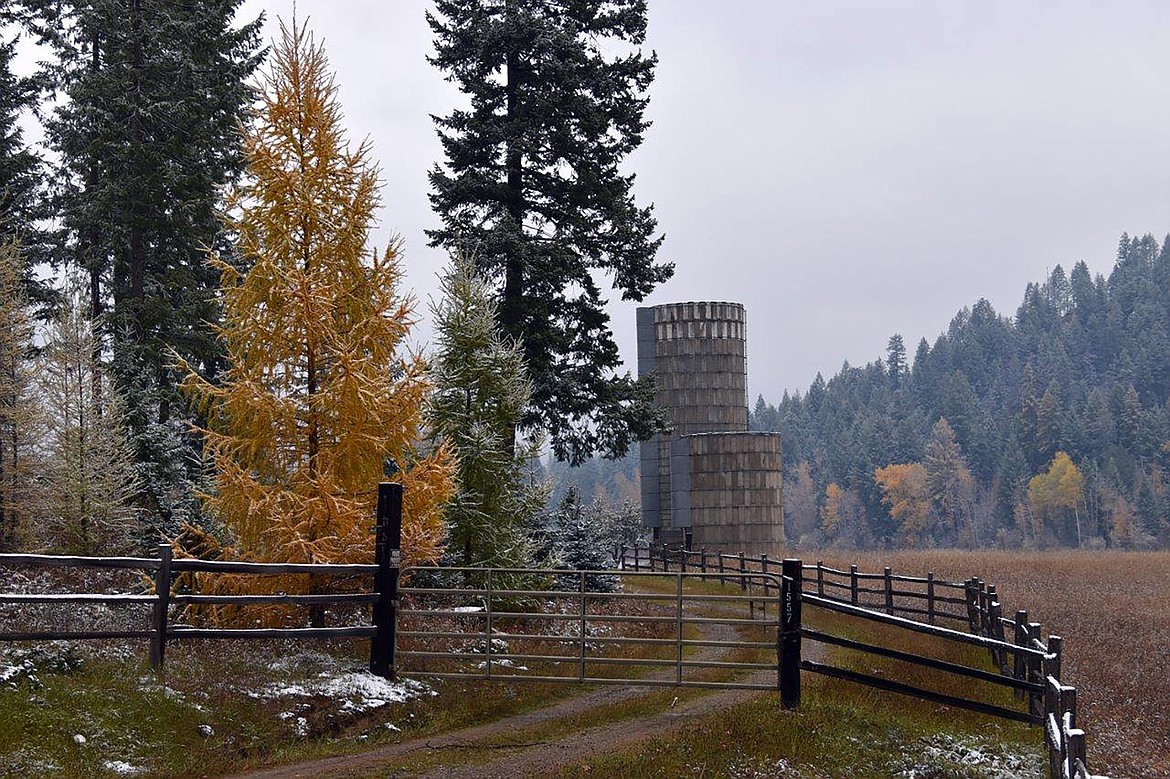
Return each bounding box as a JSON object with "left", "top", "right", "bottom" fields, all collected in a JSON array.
[{"left": 752, "top": 232, "right": 1170, "bottom": 550}]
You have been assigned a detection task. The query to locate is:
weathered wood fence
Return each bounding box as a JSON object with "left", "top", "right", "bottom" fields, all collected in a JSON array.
[
  {"left": 0, "top": 483, "right": 405, "bottom": 677},
  {"left": 619, "top": 545, "right": 1094, "bottom": 779}
]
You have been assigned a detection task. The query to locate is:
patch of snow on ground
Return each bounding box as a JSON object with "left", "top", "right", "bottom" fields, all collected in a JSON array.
[
  {"left": 103, "top": 760, "right": 142, "bottom": 775},
  {"left": 251, "top": 671, "right": 433, "bottom": 713},
  {"left": 894, "top": 734, "right": 1042, "bottom": 778}
]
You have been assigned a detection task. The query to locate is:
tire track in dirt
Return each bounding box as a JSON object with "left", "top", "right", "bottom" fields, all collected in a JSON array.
[{"left": 230, "top": 590, "right": 801, "bottom": 778}]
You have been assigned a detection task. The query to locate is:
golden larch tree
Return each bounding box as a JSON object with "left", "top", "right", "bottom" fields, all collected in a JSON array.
[
  {"left": 0, "top": 242, "right": 37, "bottom": 550},
  {"left": 182, "top": 19, "right": 453, "bottom": 601}
]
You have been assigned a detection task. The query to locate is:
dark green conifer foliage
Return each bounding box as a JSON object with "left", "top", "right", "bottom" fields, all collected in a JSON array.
[
  {"left": 427, "top": 0, "right": 672, "bottom": 465},
  {"left": 23, "top": 0, "right": 264, "bottom": 526},
  {"left": 0, "top": 16, "right": 49, "bottom": 312},
  {"left": 756, "top": 231, "right": 1170, "bottom": 549},
  {"left": 428, "top": 253, "right": 544, "bottom": 568}
]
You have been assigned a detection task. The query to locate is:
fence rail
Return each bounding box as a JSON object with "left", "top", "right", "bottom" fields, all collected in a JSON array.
[
  {"left": 620, "top": 545, "right": 1096, "bottom": 779},
  {"left": 0, "top": 483, "right": 404, "bottom": 675}
]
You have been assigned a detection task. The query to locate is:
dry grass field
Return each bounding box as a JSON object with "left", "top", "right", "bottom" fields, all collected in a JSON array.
[{"left": 802, "top": 549, "right": 1170, "bottom": 778}]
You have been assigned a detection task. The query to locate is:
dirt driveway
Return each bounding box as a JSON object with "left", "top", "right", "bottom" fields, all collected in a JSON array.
[{"left": 230, "top": 617, "right": 788, "bottom": 778}]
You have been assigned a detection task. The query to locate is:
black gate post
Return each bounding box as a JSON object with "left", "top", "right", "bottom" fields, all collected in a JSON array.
[
  {"left": 150, "top": 543, "right": 172, "bottom": 670},
  {"left": 780, "top": 558, "right": 802, "bottom": 708},
  {"left": 370, "top": 482, "right": 403, "bottom": 679}
]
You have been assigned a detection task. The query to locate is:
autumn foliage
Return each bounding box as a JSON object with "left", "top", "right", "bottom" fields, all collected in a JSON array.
[{"left": 181, "top": 20, "right": 453, "bottom": 618}]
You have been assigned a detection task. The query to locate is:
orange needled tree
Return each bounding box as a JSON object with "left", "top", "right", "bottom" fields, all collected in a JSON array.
[{"left": 181, "top": 19, "right": 453, "bottom": 619}]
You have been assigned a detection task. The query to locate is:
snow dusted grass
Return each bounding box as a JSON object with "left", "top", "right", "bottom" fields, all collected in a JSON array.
[
  {"left": 0, "top": 638, "right": 440, "bottom": 777},
  {"left": 565, "top": 608, "right": 1042, "bottom": 778},
  {"left": 830, "top": 549, "right": 1170, "bottom": 779}
]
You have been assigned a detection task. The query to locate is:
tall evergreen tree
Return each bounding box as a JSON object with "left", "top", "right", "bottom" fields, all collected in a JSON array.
[
  {"left": 0, "top": 22, "right": 49, "bottom": 312},
  {"left": 427, "top": 252, "right": 544, "bottom": 568},
  {"left": 23, "top": 0, "right": 263, "bottom": 525},
  {"left": 427, "top": 0, "right": 672, "bottom": 465}
]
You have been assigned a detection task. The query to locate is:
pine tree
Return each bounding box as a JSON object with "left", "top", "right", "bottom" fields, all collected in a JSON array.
[
  {"left": 36, "top": 280, "right": 141, "bottom": 554},
  {"left": 923, "top": 417, "right": 976, "bottom": 545},
  {"left": 0, "top": 26, "right": 49, "bottom": 312},
  {"left": 549, "top": 487, "right": 617, "bottom": 591},
  {"left": 182, "top": 20, "right": 454, "bottom": 616},
  {"left": 428, "top": 252, "right": 545, "bottom": 568},
  {"left": 427, "top": 0, "right": 672, "bottom": 465},
  {"left": 0, "top": 241, "right": 37, "bottom": 549},
  {"left": 886, "top": 334, "right": 907, "bottom": 383},
  {"left": 24, "top": 0, "right": 263, "bottom": 522}
]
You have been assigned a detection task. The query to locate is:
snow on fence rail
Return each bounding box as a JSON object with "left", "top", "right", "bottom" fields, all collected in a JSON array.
[
  {"left": 618, "top": 545, "right": 1098, "bottom": 779},
  {"left": 0, "top": 484, "right": 404, "bottom": 677}
]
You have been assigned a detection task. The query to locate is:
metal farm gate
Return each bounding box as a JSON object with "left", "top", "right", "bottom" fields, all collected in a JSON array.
[{"left": 393, "top": 565, "right": 787, "bottom": 692}]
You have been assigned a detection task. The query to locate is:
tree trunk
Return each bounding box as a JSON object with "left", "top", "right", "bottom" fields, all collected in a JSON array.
[{"left": 500, "top": 0, "right": 524, "bottom": 459}]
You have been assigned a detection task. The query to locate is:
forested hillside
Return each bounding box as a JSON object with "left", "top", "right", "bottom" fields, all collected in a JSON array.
[{"left": 752, "top": 233, "right": 1170, "bottom": 550}]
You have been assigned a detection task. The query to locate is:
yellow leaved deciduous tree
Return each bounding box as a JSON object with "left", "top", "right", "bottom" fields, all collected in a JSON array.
[
  {"left": 181, "top": 20, "right": 453, "bottom": 621},
  {"left": 821, "top": 483, "right": 844, "bottom": 539},
  {"left": 1027, "top": 451, "right": 1084, "bottom": 547},
  {"left": 874, "top": 463, "right": 930, "bottom": 547}
]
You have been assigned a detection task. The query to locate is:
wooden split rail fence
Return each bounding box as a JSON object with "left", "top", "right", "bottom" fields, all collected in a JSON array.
[
  {"left": 0, "top": 484, "right": 405, "bottom": 677},
  {"left": 619, "top": 545, "right": 1095, "bottom": 779}
]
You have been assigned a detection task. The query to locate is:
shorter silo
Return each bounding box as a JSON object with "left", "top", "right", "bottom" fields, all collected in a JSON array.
[{"left": 669, "top": 432, "right": 784, "bottom": 555}]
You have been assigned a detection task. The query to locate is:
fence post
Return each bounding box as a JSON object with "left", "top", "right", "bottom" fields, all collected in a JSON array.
[
  {"left": 965, "top": 579, "right": 978, "bottom": 633},
  {"left": 1068, "top": 729, "right": 1087, "bottom": 777},
  {"left": 370, "top": 482, "right": 402, "bottom": 679},
  {"left": 883, "top": 566, "right": 894, "bottom": 615},
  {"left": 718, "top": 553, "right": 725, "bottom": 585},
  {"left": 1013, "top": 610, "right": 1029, "bottom": 700},
  {"left": 780, "top": 558, "right": 802, "bottom": 708},
  {"left": 150, "top": 543, "right": 172, "bottom": 670},
  {"left": 816, "top": 561, "right": 824, "bottom": 598},
  {"left": 849, "top": 564, "right": 858, "bottom": 606},
  {"left": 700, "top": 549, "right": 707, "bottom": 574},
  {"left": 992, "top": 601, "right": 1007, "bottom": 672},
  {"left": 761, "top": 554, "right": 770, "bottom": 596},
  {"left": 739, "top": 552, "right": 747, "bottom": 592},
  {"left": 1046, "top": 680, "right": 1062, "bottom": 777},
  {"left": 926, "top": 572, "right": 936, "bottom": 625},
  {"left": 1047, "top": 634, "right": 1062, "bottom": 680},
  {"left": 977, "top": 579, "right": 988, "bottom": 635}
]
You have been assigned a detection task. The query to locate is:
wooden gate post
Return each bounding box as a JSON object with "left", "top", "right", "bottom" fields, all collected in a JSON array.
[
  {"left": 780, "top": 558, "right": 802, "bottom": 708},
  {"left": 370, "top": 482, "right": 403, "bottom": 679},
  {"left": 926, "top": 572, "right": 936, "bottom": 624},
  {"left": 883, "top": 566, "right": 894, "bottom": 615},
  {"left": 150, "top": 543, "right": 172, "bottom": 670}
]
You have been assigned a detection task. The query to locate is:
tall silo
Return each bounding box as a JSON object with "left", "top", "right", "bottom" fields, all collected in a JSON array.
[{"left": 637, "top": 301, "right": 783, "bottom": 553}]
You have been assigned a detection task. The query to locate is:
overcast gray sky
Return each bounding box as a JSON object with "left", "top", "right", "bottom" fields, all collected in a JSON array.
[{"left": 241, "top": 1, "right": 1170, "bottom": 400}]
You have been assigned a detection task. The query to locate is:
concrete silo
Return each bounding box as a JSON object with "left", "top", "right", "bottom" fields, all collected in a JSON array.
[{"left": 637, "top": 302, "right": 784, "bottom": 554}]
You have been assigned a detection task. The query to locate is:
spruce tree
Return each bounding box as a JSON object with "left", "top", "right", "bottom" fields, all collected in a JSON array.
[
  {"left": 427, "top": 0, "right": 672, "bottom": 465},
  {"left": 23, "top": 0, "right": 263, "bottom": 525},
  {"left": 428, "top": 252, "right": 544, "bottom": 568},
  {"left": 0, "top": 23, "right": 49, "bottom": 312}
]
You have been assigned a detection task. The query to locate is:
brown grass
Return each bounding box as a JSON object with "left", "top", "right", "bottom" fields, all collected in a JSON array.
[{"left": 802, "top": 549, "right": 1170, "bottom": 778}]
